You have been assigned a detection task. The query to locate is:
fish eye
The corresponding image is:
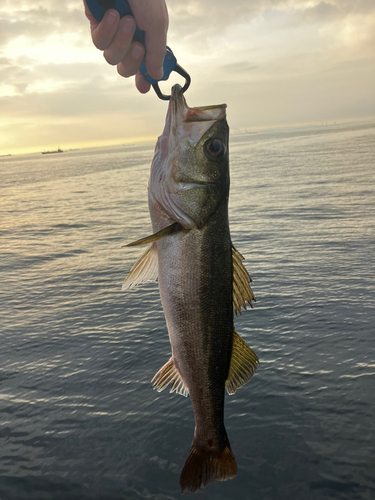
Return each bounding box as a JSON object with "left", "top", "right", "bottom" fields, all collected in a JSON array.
[{"left": 204, "top": 139, "right": 226, "bottom": 160}]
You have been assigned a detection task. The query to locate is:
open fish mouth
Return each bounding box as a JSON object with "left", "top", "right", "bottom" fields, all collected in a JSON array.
[
  {"left": 170, "top": 84, "right": 187, "bottom": 127},
  {"left": 170, "top": 84, "right": 226, "bottom": 132},
  {"left": 149, "top": 85, "right": 228, "bottom": 229}
]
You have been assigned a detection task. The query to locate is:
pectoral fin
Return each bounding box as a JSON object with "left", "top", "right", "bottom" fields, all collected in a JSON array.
[
  {"left": 232, "top": 245, "right": 256, "bottom": 314},
  {"left": 122, "top": 243, "right": 158, "bottom": 290},
  {"left": 225, "top": 329, "right": 259, "bottom": 395},
  {"left": 152, "top": 358, "right": 189, "bottom": 397},
  {"left": 124, "top": 222, "right": 182, "bottom": 247}
]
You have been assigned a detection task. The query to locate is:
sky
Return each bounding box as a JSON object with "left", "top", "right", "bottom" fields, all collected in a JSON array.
[{"left": 0, "top": 0, "right": 374, "bottom": 155}]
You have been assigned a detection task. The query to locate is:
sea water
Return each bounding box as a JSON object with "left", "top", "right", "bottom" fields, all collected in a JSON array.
[{"left": 1, "top": 123, "right": 374, "bottom": 500}]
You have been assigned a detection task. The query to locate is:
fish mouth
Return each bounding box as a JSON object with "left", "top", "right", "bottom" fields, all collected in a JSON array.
[
  {"left": 171, "top": 84, "right": 184, "bottom": 100},
  {"left": 149, "top": 86, "right": 227, "bottom": 229},
  {"left": 169, "top": 84, "right": 227, "bottom": 129},
  {"left": 170, "top": 84, "right": 186, "bottom": 122}
]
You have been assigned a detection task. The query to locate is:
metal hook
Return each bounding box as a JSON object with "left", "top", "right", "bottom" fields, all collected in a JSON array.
[
  {"left": 85, "top": 0, "right": 191, "bottom": 101},
  {"left": 152, "top": 63, "right": 191, "bottom": 101}
]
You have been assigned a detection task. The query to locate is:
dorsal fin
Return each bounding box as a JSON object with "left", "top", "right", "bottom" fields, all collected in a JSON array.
[
  {"left": 152, "top": 358, "right": 189, "bottom": 397},
  {"left": 123, "top": 222, "right": 182, "bottom": 247},
  {"left": 232, "top": 245, "right": 256, "bottom": 314},
  {"left": 225, "top": 329, "right": 259, "bottom": 395},
  {"left": 122, "top": 244, "right": 158, "bottom": 290}
]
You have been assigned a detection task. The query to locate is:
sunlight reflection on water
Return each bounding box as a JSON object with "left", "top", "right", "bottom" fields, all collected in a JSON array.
[{"left": 1, "top": 127, "right": 375, "bottom": 499}]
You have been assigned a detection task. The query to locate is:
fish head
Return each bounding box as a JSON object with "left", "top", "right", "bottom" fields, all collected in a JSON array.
[{"left": 149, "top": 84, "right": 229, "bottom": 229}]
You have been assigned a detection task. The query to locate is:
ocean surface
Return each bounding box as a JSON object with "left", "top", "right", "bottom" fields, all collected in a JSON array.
[{"left": 1, "top": 122, "right": 374, "bottom": 500}]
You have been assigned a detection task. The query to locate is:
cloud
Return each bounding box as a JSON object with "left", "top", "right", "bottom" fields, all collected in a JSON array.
[
  {"left": 0, "top": 0, "right": 374, "bottom": 155},
  {"left": 301, "top": 2, "right": 339, "bottom": 22},
  {"left": 0, "top": 2, "right": 86, "bottom": 47},
  {"left": 299, "top": 0, "right": 375, "bottom": 24},
  {"left": 0, "top": 56, "right": 30, "bottom": 94},
  {"left": 166, "top": 0, "right": 375, "bottom": 50},
  {"left": 220, "top": 62, "right": 257, "bottom": 73}
]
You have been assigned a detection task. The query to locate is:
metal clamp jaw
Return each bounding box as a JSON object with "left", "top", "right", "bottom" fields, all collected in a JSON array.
[
  {"left": 140, "top": 47, "right": 191, "bottom": 101},
  {"left": 85, "top": 0, "right": 191, "bottom": 100}
]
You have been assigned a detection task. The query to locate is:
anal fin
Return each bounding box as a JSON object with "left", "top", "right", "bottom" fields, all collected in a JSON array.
[
  {"left": 226, "top": 329, "right": 259, "bottom": 395},
  {"left": 152, "top": 358, "right": 189, "bottom": 397},
  {"left": 232, "top": 245, "right": 256, "bottom": 314}
]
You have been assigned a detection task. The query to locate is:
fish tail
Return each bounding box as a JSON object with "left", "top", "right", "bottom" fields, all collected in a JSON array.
[{"left": 179, "top": 440, "right": 237, "bottom": 494}]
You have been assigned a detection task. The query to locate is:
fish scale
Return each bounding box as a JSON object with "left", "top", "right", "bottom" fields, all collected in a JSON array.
[{"left": 123, "top": 84, "right": 259, "bottom": 493}]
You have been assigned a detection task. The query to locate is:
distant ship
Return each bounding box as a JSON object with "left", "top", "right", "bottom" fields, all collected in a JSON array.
[{"left": 42, "top": 148, "right": 63, "bottom": 155}]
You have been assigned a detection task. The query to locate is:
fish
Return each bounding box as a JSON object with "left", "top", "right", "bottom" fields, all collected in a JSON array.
[{"left": 122, "top": 84, "right": 259, "bottom": 494}]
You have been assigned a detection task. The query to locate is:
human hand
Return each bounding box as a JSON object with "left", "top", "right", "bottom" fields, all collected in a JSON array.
[{"left": 83, "top": 0, "right": 169, "bottom": 94}]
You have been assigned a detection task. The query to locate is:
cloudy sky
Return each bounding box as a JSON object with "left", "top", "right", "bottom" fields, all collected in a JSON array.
[{"left": 0, "top": 0, "right": 374, "bottom": 155}]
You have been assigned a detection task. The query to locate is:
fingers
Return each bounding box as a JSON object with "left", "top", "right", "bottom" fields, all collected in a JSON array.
[
  {"left": 103, "top": 16, "right": 136, "bottom": 65},
  {"left": 117, "top": 43, "right": 145, "bottom": 77},
  {"left": 143, "top": 20, "right": 167, "bottom": 81},
  {"left": 143, "top": 4, "right": 168, "bottom": 80},
  {"left": 128, "top": 0, "right": 168, "bottom": 80},
  {"left": 84, "top": 0, "right": 169, "bottom": 92},
  {"left": 135, "top": 73, "right": 152, "bottom": 94},
  {"left": 85, "top": 1, "right": 142, "bottom": 74}
]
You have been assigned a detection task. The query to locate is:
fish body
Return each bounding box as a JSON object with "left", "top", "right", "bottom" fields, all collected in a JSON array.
[
  {"left": 150, "top": 201, "right": 235, "bottom": 492},
  {"left": 123, "top": 85, "right": 258, "bottom": 493}
]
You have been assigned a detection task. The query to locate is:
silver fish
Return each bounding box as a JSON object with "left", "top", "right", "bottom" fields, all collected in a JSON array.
[{"left": 123, "top": 84, "right": 258, "bottom": 494}]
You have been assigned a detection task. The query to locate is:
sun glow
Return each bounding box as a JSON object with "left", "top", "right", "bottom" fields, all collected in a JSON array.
[
  {"left": 4, "top": 33, "right": 95, "bottom": 66},
  {"left": 0, "top": 0, "right": 374, "bottom": 155}
]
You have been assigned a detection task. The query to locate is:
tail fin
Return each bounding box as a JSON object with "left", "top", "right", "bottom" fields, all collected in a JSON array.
[{"left": 179, "top": 443, "right": 237, "bottom": 494}]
